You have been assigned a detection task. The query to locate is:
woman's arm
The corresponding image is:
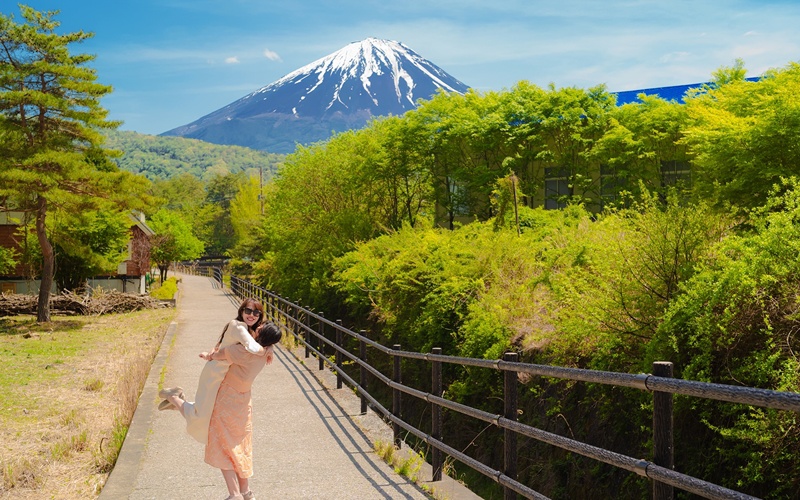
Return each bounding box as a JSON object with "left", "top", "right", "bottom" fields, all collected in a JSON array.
[
  {"left": 210, "top": 344, "right": 274, "bottom": 364},
  {"left": 227, "top": 320, "right": 265, "bottom": 354}
]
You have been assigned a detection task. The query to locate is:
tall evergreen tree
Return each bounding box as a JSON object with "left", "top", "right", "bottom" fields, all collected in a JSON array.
[{"left": 0, "top": 6, "right": 148, "bottom": 321}]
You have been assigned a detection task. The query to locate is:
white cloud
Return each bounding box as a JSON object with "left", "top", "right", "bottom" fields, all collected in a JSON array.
[
  {"left": 263, "top": 48, "right": 282, "bottom": 61},
  {"left": 225, "top": 56, "right": 240, "bottom": 64}
]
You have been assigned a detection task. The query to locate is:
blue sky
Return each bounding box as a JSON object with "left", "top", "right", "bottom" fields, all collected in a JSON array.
[{"left": 11, "top": 0, "right": 800, "bottom": 136}]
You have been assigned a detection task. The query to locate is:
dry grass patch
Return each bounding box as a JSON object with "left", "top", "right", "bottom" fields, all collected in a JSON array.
[{"left": 0, "top": 307, "right": 176, "bottom": 499}]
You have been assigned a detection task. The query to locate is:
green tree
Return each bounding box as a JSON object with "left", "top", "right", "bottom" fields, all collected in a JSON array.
[
  {"left": 255, "top": 130, "right": 385, "bottom": 305},
  {"left": 17, "top": 208, "right": 131, "bottom": 291},
  {"left": 366, "top": 116, "right": 433, "bottom": 230},
  {"left": 54, "top": 209, "right": 130, "bottom": 291},
  {"left": 0, "top": 5, "right": 148, "bottom": 321},
  {"left": 148, "top": 209, "right": 204, "bottom": 281},
  {"left": 0, "top": 246, "right": 16, "bottom": 275},
  {"left": 228, "top": 175, "right": 263, "bottom": 261},
  {"left": 200, "top": 172, "right": 244, "bottom": 257},
  {"left": 682, "top": 61, "right": 800, "bottom": 209}
]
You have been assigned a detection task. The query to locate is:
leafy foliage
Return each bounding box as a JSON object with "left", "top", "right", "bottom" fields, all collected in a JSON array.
[
  {"left": 0, "top": 5, "right": 149, "bottom": 321},
  {"left": 682, "top": 61, "right": 800, "bottom": 209},
  {"left": 654, "top": 179, "right": 800, "bottom": 496},
  {"left": 148, "top": 209, "right": 204, "bottom": 280},
  {"left": 0, "top": 243, "right": 17, "bottom": 275},
  {"left": 103, "top": 129, "right": 284, "bottom": 181},
  {"left": 51, "top": 210, "right": 130, "bottom": 291}
]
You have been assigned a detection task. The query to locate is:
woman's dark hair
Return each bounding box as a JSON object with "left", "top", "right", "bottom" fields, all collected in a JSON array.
[{"left": 256, "top": 322, "right": 282, "bottom": 347}]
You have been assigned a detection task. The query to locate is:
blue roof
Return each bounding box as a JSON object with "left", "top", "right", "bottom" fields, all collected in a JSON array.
[{"left": 612, "top": 77, "right": 760, "bottom": 105}]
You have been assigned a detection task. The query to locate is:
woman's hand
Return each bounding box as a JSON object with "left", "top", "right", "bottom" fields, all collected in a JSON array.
[
  {"left": 265, "top": 345, "right": 274, "bottom": 365},
  {"left": 199, "top": 351, "right": 214, "bottom": 361}
]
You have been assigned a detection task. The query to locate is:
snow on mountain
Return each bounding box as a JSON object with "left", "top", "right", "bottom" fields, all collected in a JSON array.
[{"left": 162, "top": 38, "right": 470, "bottom": 153}]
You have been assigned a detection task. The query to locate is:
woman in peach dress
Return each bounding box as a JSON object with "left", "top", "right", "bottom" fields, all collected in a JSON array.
[{"left": 162, "top": 301, "right": 282, "bottom": 500}]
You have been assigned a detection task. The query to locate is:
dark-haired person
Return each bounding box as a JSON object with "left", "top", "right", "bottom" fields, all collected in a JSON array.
[
  {"left": 159, "top": 297, "right": 272, "bottom": 444},
  {"left": 161, "top": 308, "right": 282, "bottom": 500}
]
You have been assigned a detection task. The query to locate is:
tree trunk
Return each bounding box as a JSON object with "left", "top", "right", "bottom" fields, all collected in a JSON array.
[{"left": 35, "top": 195, "right": 54, "bottom": 323}]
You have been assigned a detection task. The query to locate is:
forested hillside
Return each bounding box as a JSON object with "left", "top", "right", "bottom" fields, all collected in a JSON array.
[{"left": 103, "top": 130, "right": 284, "bottom": 181}]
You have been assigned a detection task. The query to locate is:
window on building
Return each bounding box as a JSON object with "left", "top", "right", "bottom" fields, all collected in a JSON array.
[
  {"left": 544, "top": 167, "right": 570, "bottom": 210},
  {"left": 600, "top": 164, "right": 625, "bottom": 208},
  {"left": 448, "top": 180, "right": 471, "bottom": 216},
  {"left": 660, "top": 160, "right": 691, "bottom": 188}
]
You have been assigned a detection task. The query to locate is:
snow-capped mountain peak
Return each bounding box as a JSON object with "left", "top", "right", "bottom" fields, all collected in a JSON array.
[
  {"left": 162, "top": 38, "right": 470, "bottom": 153},
  {"left": 240, "top": 37, "right": 468, "bottom": 118},
  {"left": 257, "top": 38, "right": 465, "bottom": 113}
]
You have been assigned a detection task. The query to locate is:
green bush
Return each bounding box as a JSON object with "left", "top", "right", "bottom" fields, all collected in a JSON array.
[{"left": 149, "top": 277, "right": 178, "bottom": 300}]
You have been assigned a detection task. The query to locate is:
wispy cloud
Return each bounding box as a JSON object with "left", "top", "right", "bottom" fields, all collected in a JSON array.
[
  {"left": 225, "top": 56, "right": 240, "bottom": 64},
  {"left": 263, "top": 48, "right": 282, "bottom": 61}
]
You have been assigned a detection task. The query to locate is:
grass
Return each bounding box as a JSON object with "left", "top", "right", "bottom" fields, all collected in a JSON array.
[
  {"left": 0, "top": 307, "right": 176, "bottom": 498},
  {"left": 374, "top": 440, "right": 427, "bottom": 491}
]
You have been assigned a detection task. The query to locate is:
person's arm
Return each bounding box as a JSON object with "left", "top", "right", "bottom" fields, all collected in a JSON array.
[
  {"left": 228, "top": 320, "right": 265, "bottom": 355},
  {"left": 212, "top": 343, "right": 273, "bottom": 364}
]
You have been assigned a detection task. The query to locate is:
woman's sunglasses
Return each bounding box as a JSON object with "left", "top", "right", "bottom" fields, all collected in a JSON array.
[{"left": 242, "top": 307, "right": 262, "bottom": 318}]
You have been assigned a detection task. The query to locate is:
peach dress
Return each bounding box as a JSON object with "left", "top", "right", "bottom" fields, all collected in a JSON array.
[
  {"left": 182, "top": 320, "right": 263, "bottom": 444},
  {"left": 204, "top": 343, "right": 267, "bottom": 477}
]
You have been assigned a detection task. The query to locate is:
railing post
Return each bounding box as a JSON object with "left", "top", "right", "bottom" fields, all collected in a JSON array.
[
  {"left": 653, "top": 361, "right": 674, "bottom": 500},
  {"left": 283, "top": 298, "right": 291, "bottom": 333},
  {"left": 359, "top": 331, "right": 367, "bottom": 415},
  {"left": 431, "top": 347, "right": 443, "bottom": 482},
  {"left": 335, "top": 319, "right": 343, "bottom": 389},
  {"left": 393, "top": 344, "right": 402, "bottom": 449},
  {"left": 304, "top": 309, "right": 311, "bottom": 358},
  {"left": 504, "top": 352, "right": 518, "bottom": 500},
  {"left": 291, "top": 300, "right": 300, "bottom": 338},
  {"left": 318, "top": 313, "right": 325, "bottom": 371}
]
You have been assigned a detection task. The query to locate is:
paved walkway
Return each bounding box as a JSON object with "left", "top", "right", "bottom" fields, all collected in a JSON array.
[{"left": 100, "top": 273, "right": 478, "bottom": 500}]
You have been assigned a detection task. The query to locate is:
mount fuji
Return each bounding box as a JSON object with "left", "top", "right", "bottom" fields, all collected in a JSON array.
[{"left": 162, "top": 38, "right": 470, "bottom": 153}]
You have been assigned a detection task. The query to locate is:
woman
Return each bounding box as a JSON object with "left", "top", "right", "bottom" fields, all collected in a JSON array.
[
  {"left": 160, "top": 298, "right": 271, "bottom": 444},
  {"left": 162, "top": 298, "right": 282, "bottom": 500}
]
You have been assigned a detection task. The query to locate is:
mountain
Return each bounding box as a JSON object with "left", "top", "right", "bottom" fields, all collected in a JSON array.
[{"left": 161, "top": 38, "right": 470, "bottom": 154}]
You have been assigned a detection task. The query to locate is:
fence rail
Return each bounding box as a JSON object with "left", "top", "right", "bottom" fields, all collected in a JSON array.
[
  {"left": 172, "top": 263, "right": 223, "bottom": 285},
  {"left": 223, "top": 273, "right": 798, "bottom": 500}
]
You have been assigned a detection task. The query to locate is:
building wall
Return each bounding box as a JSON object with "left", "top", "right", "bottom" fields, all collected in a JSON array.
[{"left": 0, "top": 223, "right": 26, "bottom": 277}]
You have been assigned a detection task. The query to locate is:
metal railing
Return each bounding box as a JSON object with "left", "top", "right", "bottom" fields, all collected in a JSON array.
[
  {"left": 227, "top": 274, "right": 800, "bottom": 500},
  {"left": 172, "top": 263, "right": 223, "bottom": 286}
]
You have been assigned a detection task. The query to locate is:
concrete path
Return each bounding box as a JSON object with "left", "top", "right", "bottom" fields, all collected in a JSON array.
[{"left": 100, "top": 273, "right": 478, "bottom": 500}]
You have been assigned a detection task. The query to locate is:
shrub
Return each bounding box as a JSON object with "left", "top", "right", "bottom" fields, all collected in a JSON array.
[{"left": 149, "top": 277, "right": 177, "bottom": 300}]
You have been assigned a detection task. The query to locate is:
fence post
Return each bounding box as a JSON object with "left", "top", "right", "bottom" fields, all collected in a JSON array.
[
  {"left": 283, "top": 298, "right": 290, "bottom": 333},
  {"left": 431, "top": 347, "right": 443, "bottom": 482},
  {"left": 304, "top": 309, "right": 311, "bottom": 359},
  {"left": 318, "top": 313, "right": 325, "bottom": 371},
  {"left": 360, "top": 331, "right": 367, "bottom": 415},
  {"left": 393, "top": 344, "right": 402, "bottom": 449},
  {"left": 503, "top": 352, "right": 518, "bottom": 500},
  {"left": 653, "top": 361, "right": 674, "bottom": 500},
  {"left": 335, "top": 319, "right": 343, "bottom": 389},
  {"left": 292, "top": 300, "right": 300, "bottom": 338}
]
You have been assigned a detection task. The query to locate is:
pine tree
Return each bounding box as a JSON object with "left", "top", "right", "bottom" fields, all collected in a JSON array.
[{"left": 0, "top": 6, "right": 148, "bottom": 322}]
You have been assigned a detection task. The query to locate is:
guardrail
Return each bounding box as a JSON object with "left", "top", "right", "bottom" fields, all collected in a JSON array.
[
  {"left": 172, "top": 263, "right": 223, "bottom": 286},
  {"left": 227, "top": 274, "right": 799, "bottom": 500}
]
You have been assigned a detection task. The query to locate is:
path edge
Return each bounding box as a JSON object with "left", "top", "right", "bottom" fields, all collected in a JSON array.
[{"left": 99, "top": 318, "right": 178, "bottom": 499}]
